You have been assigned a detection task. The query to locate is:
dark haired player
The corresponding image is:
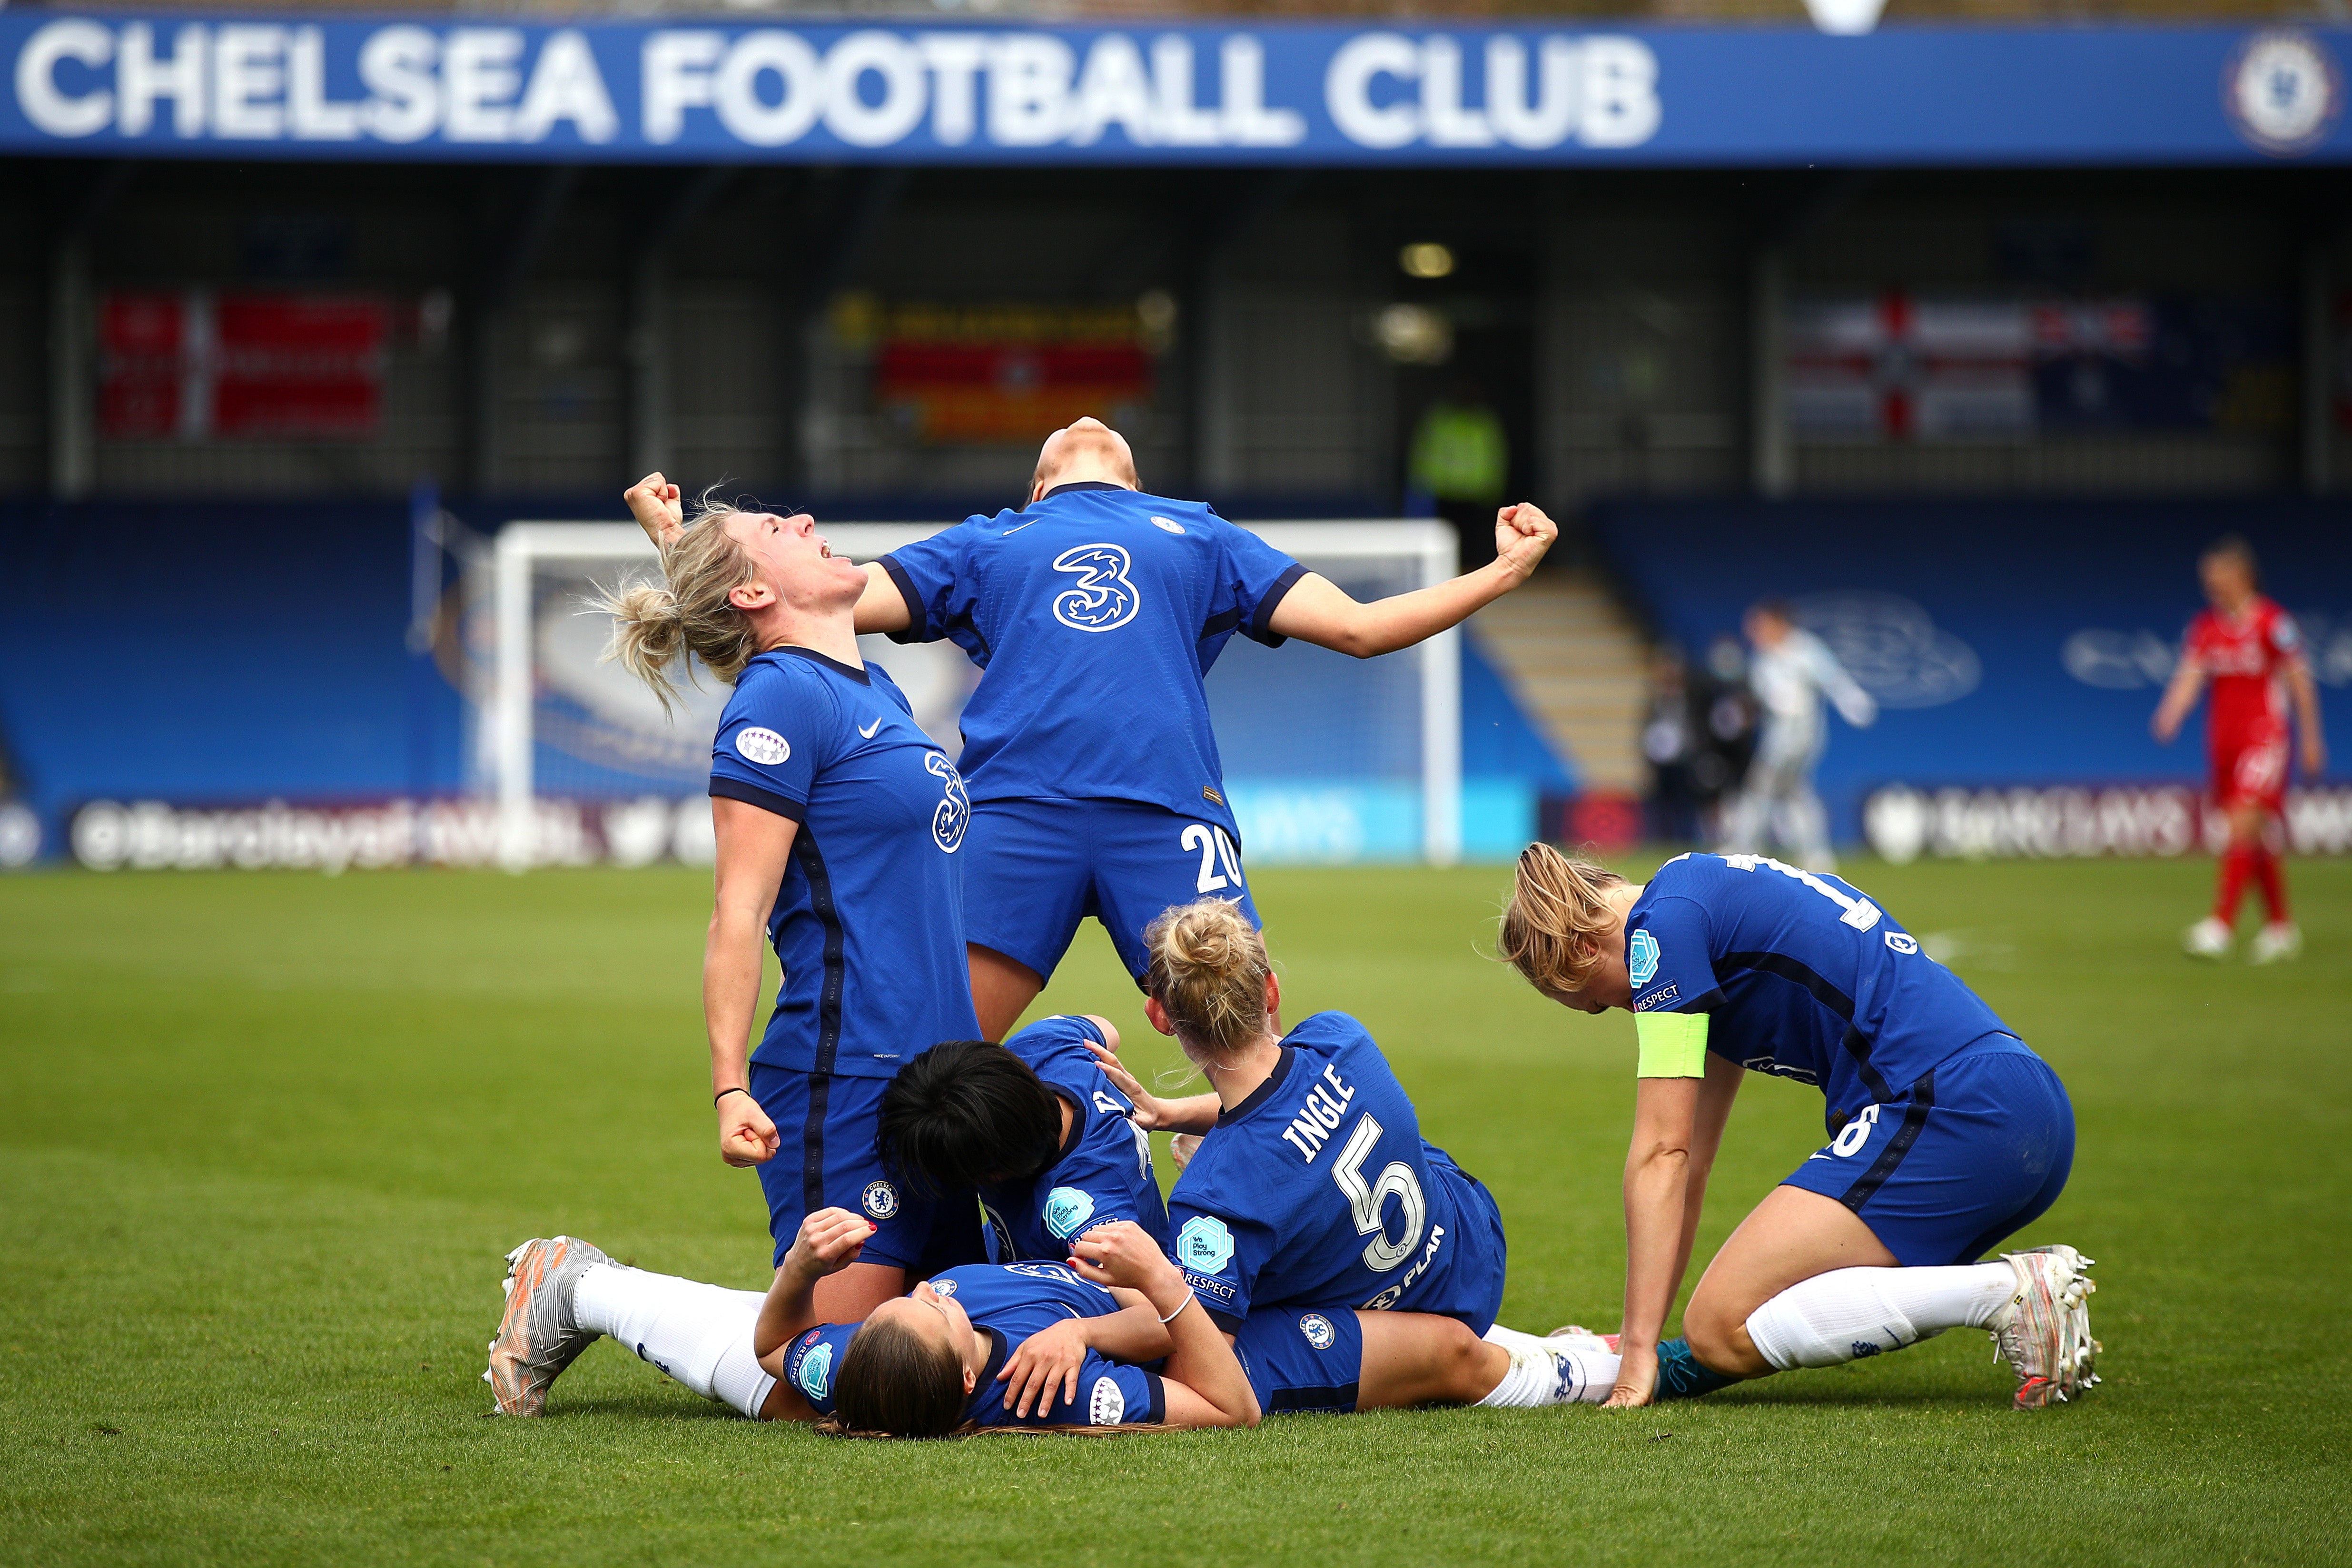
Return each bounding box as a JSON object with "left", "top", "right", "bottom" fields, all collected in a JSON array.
[
  {"left": 2154, "top": 535, "right": 2326, "bottom": 963},
  {"left": 874, "top": 1015, "right": 1171, "bottom": 1264}
]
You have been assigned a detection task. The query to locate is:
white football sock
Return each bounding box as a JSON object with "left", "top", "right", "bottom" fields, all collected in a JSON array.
[
  {"left": 1744, "top": 1263, "right": 2016, "bottom": 1371},
  {"left": 1475, "top": 1325, "right": 1620, "bottom": 1406},
  {"left": 573, "top": 1264, "right": 777, "bottom": 1419}
]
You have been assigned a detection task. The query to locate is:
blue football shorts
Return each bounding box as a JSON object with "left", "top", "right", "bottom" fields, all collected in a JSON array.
[
  {"left": 1780, "top": 1035, "right": 2076, "bottom": 1267},
  {"left": 960, "top": 797, "right": 1263, "bottom": 982},
  {"left": 1232, "top": 1304, "right": 1367, "bottom": 1416},
  {"left": 749, "top": 1063, "right": 987, "bottom": 1275}
]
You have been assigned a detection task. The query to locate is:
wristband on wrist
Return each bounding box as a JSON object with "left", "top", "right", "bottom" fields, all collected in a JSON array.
[
  {"left": 1156, "top": 1290, "right": 1195, "bottom": 1325},
  {"left": 715, "top": 1086, "right": 752, "bottom": 1105}
]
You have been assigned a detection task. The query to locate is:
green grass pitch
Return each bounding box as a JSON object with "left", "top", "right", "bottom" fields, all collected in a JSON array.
[{"left": 2, "top": 857, "right": 2348, "bottom": 1566}]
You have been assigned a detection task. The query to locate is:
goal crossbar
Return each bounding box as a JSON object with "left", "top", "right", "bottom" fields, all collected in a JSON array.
[{"left": 488, "top": 519, "right": 1460, "bottom": 867}]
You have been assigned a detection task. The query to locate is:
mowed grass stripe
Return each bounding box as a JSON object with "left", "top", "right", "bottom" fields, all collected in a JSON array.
[{"left": 1, "top": 860, "right": 2346, "bottom": 1566}]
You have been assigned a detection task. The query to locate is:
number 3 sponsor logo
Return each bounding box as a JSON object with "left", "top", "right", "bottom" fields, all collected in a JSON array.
[{"left": 1050, "top": 543, "right": 1140, "bottom": 631}]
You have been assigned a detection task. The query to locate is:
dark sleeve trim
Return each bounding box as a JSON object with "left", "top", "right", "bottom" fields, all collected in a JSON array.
[
  {"left": 709, "top": 778, "right": 807, "bottom": 822},
  {"left": 1204, "top": 1305, "right": 1244, "bottom": 1335},
  {"left": 1143, "top": 1370, "right": 1167, "bottom": 1426},
  {"left": 878, "top": 554, "right": 933, "bottom": 645},
  {"left": 1246, "top": 562, "right": 1310, "bottom": 647},
  {"left": 1677, "top": 988, "right": 1727, "bottom": 1014}
]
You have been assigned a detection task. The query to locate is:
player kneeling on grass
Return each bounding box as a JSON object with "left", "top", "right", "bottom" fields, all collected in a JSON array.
[
  {"left": 1086, "top": 898, "right": 1620, "bottom": 1415},
  {"left": 1500, "top": 845, "right": 2099, "bottom": 1411},
  {"left": 873, "top": 1015, "right": 1171, "bottom": 1267},
  {"left": 486, "top": 1213, "right": 1254, "bottom": 1432}
]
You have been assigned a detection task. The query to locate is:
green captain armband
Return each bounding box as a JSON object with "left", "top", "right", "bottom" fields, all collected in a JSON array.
[{"left": 1635, "top": 1012, "right": 1710, "bottom": 1079}]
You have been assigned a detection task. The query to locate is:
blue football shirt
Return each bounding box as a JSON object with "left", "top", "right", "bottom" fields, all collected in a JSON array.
[
  {"left": 781, "top": 1262, "right": 1165, "bottom": 1428},
  {"left": 1166, "top": 1012, "right": 1492, "bottom": 1331},
  {"left": 1625, "top": 853, "right": 2016, "bottom": 1128},
  {"left": 980, "top": 1015, "right": 1170, "bottom": 1262},
  {"left": 707, "top": 647, "right": 979, "bottom": 1078},
  {"left": 879, "top": 483, "right": 1306, "bottom": 827}
]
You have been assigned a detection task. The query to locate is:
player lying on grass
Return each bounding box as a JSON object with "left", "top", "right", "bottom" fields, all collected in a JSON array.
[
  {"left": 873, "top": 1014, "right": 1171, "bottom": 1265},
  {"left": 602, "top": 486, "right": 984, "bottom": 1326},
  {"left": 629, "top": 418, "right": 1560, "bottom": 1041},
  {"left": 485, "top": 1214, "right": 1255, "bottom": 1432},
  {"left": 2152, "top": 533, "right": 2325, "bottom": 964},
  {"left": 1500, "top": 845, "right": 2100, "bottom": 1410},
  {"left": 1082, "top": 897, "right": 1620, "bottom": 1414}
]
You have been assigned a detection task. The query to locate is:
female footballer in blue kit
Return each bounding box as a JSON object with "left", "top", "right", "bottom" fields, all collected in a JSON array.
[
  {"left": 1093, "top": 899, "right": 1620, "bottom": 1415},
  {"left": 1499, "top": 846, "right": 2101, "bottom": 1410},
  {"left": 625, "top": 423, "right": 1558, "bottom": 1041},
  {"left": 873, "top": 1014, "right": 1172, "bottom": 1265},
  {"left": 601, "top": 482, "right": 984, "bottom": 1327},
  {"left": 484, "top": 1211, "right": 1257, "bottom": 1431}
]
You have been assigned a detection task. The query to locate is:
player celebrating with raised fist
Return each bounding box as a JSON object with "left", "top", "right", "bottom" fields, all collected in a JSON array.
[
  {"left": 601, "top": 489, "right": 982, "bottom": 1326},
  {"left": 630, "top": 416, "right": 1558, "bottom": 1039},
  {"left": 2154, "top": 535, "right": 2326, "bottom": 964},
  {"left": 1500, "top": 845, "right": 2098, "bottom": 1411}
]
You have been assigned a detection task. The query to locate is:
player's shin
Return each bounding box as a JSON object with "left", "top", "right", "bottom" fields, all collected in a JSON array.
[
  {"left": 1743, "top": 1262, "right": 2014, "bottom": 1371},
  {"left": 573, "top": 1265, "right": 778, "bottom": 1419}
]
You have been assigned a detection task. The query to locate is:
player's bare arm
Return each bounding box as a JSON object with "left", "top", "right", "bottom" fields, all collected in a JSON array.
[
  {"left": 2151, "top": 652, "right": 2206, "bottom": 743},
  {"left": 706, "top": 796, "right": 793, "bottom": 1168},
  {"left": 1609, "top": 1074, "right": 1705, "bottom": 1408},
  {"left": 995, "top": 1295, "right": 1173, "bottom": 1418},
  {"left": 2289, "top": 657, "right": 2327, "bottom": 775},
  {"left": 753, "top": 1207, "right": 877, "bottom": 1366},
  {"left": 853, "top": 561, "right": 912, "bottom": 634},
  {"left": 1266, "top": 502, "right": 1558, "bottom": 659},
  {"left": 1070, "top": 1220, "right": 1259, "bottom": 1428}
]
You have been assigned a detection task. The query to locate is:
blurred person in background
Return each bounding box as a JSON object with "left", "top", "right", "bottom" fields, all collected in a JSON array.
[
  {"left": 1407, "top": 380, "right": 1510, "bottom": 571},
  {"left": 1718, "top": 600, "right": 1877, "bottom": 872},
  {"left": 1642, "top": 646, "right": 1704, "bottom": 844},
  {"left": 1695, "top": 634, "right": 1758, "bottom": 842},
  {"left": 2153, "top": 535, "right": 2326, "bottom": 964}
]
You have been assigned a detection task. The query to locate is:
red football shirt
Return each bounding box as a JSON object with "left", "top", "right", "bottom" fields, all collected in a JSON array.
[{"left": 2184, "top": 595, "right": 2302, "bottom": 753}]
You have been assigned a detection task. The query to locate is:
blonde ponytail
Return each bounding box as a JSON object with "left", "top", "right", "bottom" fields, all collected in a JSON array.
[
  {"left": 1497, "top": 842, "right": 1629, "bottom": 995},
  {"left": 596, "top": 489, "right": 764, "bottom": 713},
  {"left": 1143, "top": 898, "right": 1274, "bottom": 1063}
]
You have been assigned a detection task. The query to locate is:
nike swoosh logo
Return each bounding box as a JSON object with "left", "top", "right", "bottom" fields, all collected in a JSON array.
[
  {"left": 859, "top": 718, "right": 882, "bottom": 738},
  {"left": 1002, "top": 520, "right": 1038, "bottom": 535}
]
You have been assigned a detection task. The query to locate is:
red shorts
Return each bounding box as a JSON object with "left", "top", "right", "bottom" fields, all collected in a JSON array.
[{"left": 2212, "top": 732, "right": 2289, "bottom": 813}]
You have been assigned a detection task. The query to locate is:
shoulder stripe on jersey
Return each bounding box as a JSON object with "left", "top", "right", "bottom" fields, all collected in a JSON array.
[
  {"left": 1720, "top": 950, "right": 1855, "bottom": 1019},
  {"left": 1840, "top": 1070, "right": 1936, "bottom": 1212},
  {"left": 1248, "top": 562, "right": 1310, "bottom": 646},
  {"left": 710, "top": 777, "right": 807, "bottom": 823},
  {"left": 1200, "top": 607, "right": 1244, "bottom": 640},
  {"left": 794, "top": 827, "right": 849, "bottom": 1075}
]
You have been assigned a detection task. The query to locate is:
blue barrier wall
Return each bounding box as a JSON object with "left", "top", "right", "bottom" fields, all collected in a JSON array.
[{"left": 1589, "top": 498, "right": 2352, "bottom": 842}]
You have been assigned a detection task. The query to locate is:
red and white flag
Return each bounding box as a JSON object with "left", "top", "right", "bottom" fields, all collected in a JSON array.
[{"left": 99, "top": 292, "right": 388, "bottom": 441}]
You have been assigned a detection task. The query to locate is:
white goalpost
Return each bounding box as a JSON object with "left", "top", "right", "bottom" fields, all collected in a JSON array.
[{"left": 484, "top": 518, "right": 1461, "bottom": 868}]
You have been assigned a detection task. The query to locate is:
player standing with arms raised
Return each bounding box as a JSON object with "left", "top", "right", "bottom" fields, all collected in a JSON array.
[
  {"left": 2154, "top": 535, "right": 2326, "bottom": 963},
  {"left": 632, "top": 417, "right": 1558, "bottom": 1039}
]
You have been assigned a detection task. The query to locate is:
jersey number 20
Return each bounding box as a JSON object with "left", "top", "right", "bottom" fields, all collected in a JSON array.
[{"left": 1332, "top": 1114, "right": 1426, "bottom": 1272}]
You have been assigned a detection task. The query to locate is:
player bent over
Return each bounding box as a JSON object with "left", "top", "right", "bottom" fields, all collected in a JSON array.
[
  {"left": 2152, "top": 535, "right": 2326, "bottom": 964},
  {"left": 629, "top": 417, "right": 1559, "bottom": 1039},
  {"left": 1088, "top": 899, "right": 1620, "bottom": 1415},
  {"left": 1501, "top": 845, "right": 2098, "bottom": 1410},
  {"left": 484, "top": 1215, "right": 1255, "bottom": 1432}
]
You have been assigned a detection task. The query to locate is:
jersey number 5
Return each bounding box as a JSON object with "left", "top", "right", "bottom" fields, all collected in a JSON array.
[{"left": 1332, "top": 1114, "right": 1426, "bottom": 1273}]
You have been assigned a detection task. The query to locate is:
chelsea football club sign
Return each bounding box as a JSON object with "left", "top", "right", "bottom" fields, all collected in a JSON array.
[{"left": 2, "top": 16, "right": 2350, "bottom": 164}]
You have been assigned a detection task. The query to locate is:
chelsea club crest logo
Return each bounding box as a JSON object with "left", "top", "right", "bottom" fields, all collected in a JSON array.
[
  {"left": 861, "top": 1180, "right": 899, "bottom": 1220},
  {"left": 2226, "top": 30, "right": 2343, "bottom": 156},
  {"left": 1298, "top": 1313, "right": 1337, "bottom": 1351},
  {"left": 1176, "top": 1215, "right": 1235, "bottom": 1273},
  {"left": 1629, "top": 929, "right": 1660, "bottom": 989}
]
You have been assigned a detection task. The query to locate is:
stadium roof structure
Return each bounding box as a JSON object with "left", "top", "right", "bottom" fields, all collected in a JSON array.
[{"left": 9, "top": 8, "right": 2352, "bottom": 163}]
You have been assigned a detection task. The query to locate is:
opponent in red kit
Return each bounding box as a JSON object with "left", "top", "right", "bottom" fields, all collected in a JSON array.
[{"left": 2152, "top": 535, "right": 2327, "bottom": 963}]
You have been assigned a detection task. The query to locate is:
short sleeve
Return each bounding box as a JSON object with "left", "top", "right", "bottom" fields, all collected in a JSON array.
[
  {"left": 709, "top": 666, "right": 830, "bottom": 822},
  {"left": 1626, "top": 894, "right": 1723, "bottom": 1018},
  {"left": 781, "top": 1321, "right": 859, "bottom": 1415},
  {"left": 993, "top": 1356, "right": 1163, "bottom": 1429},
  {"left": 878, "top": 523, "right": 984, "bottom": 650},
  {"left": 1211, "top": 518, "right": 1308, "bottom": 649},
  {"left": 1168, "top": 1200, "right": 1275, "bottom": 1331}
]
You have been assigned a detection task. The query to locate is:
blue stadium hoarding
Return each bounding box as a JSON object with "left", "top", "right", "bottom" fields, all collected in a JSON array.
[{"left": 5, "top": 13, "right": 2352, "bottom": 165}]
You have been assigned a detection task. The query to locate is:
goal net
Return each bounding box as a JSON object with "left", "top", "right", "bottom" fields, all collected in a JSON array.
[{"left": 475, "top": 519, "right": 1459, "bottom": 867}]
